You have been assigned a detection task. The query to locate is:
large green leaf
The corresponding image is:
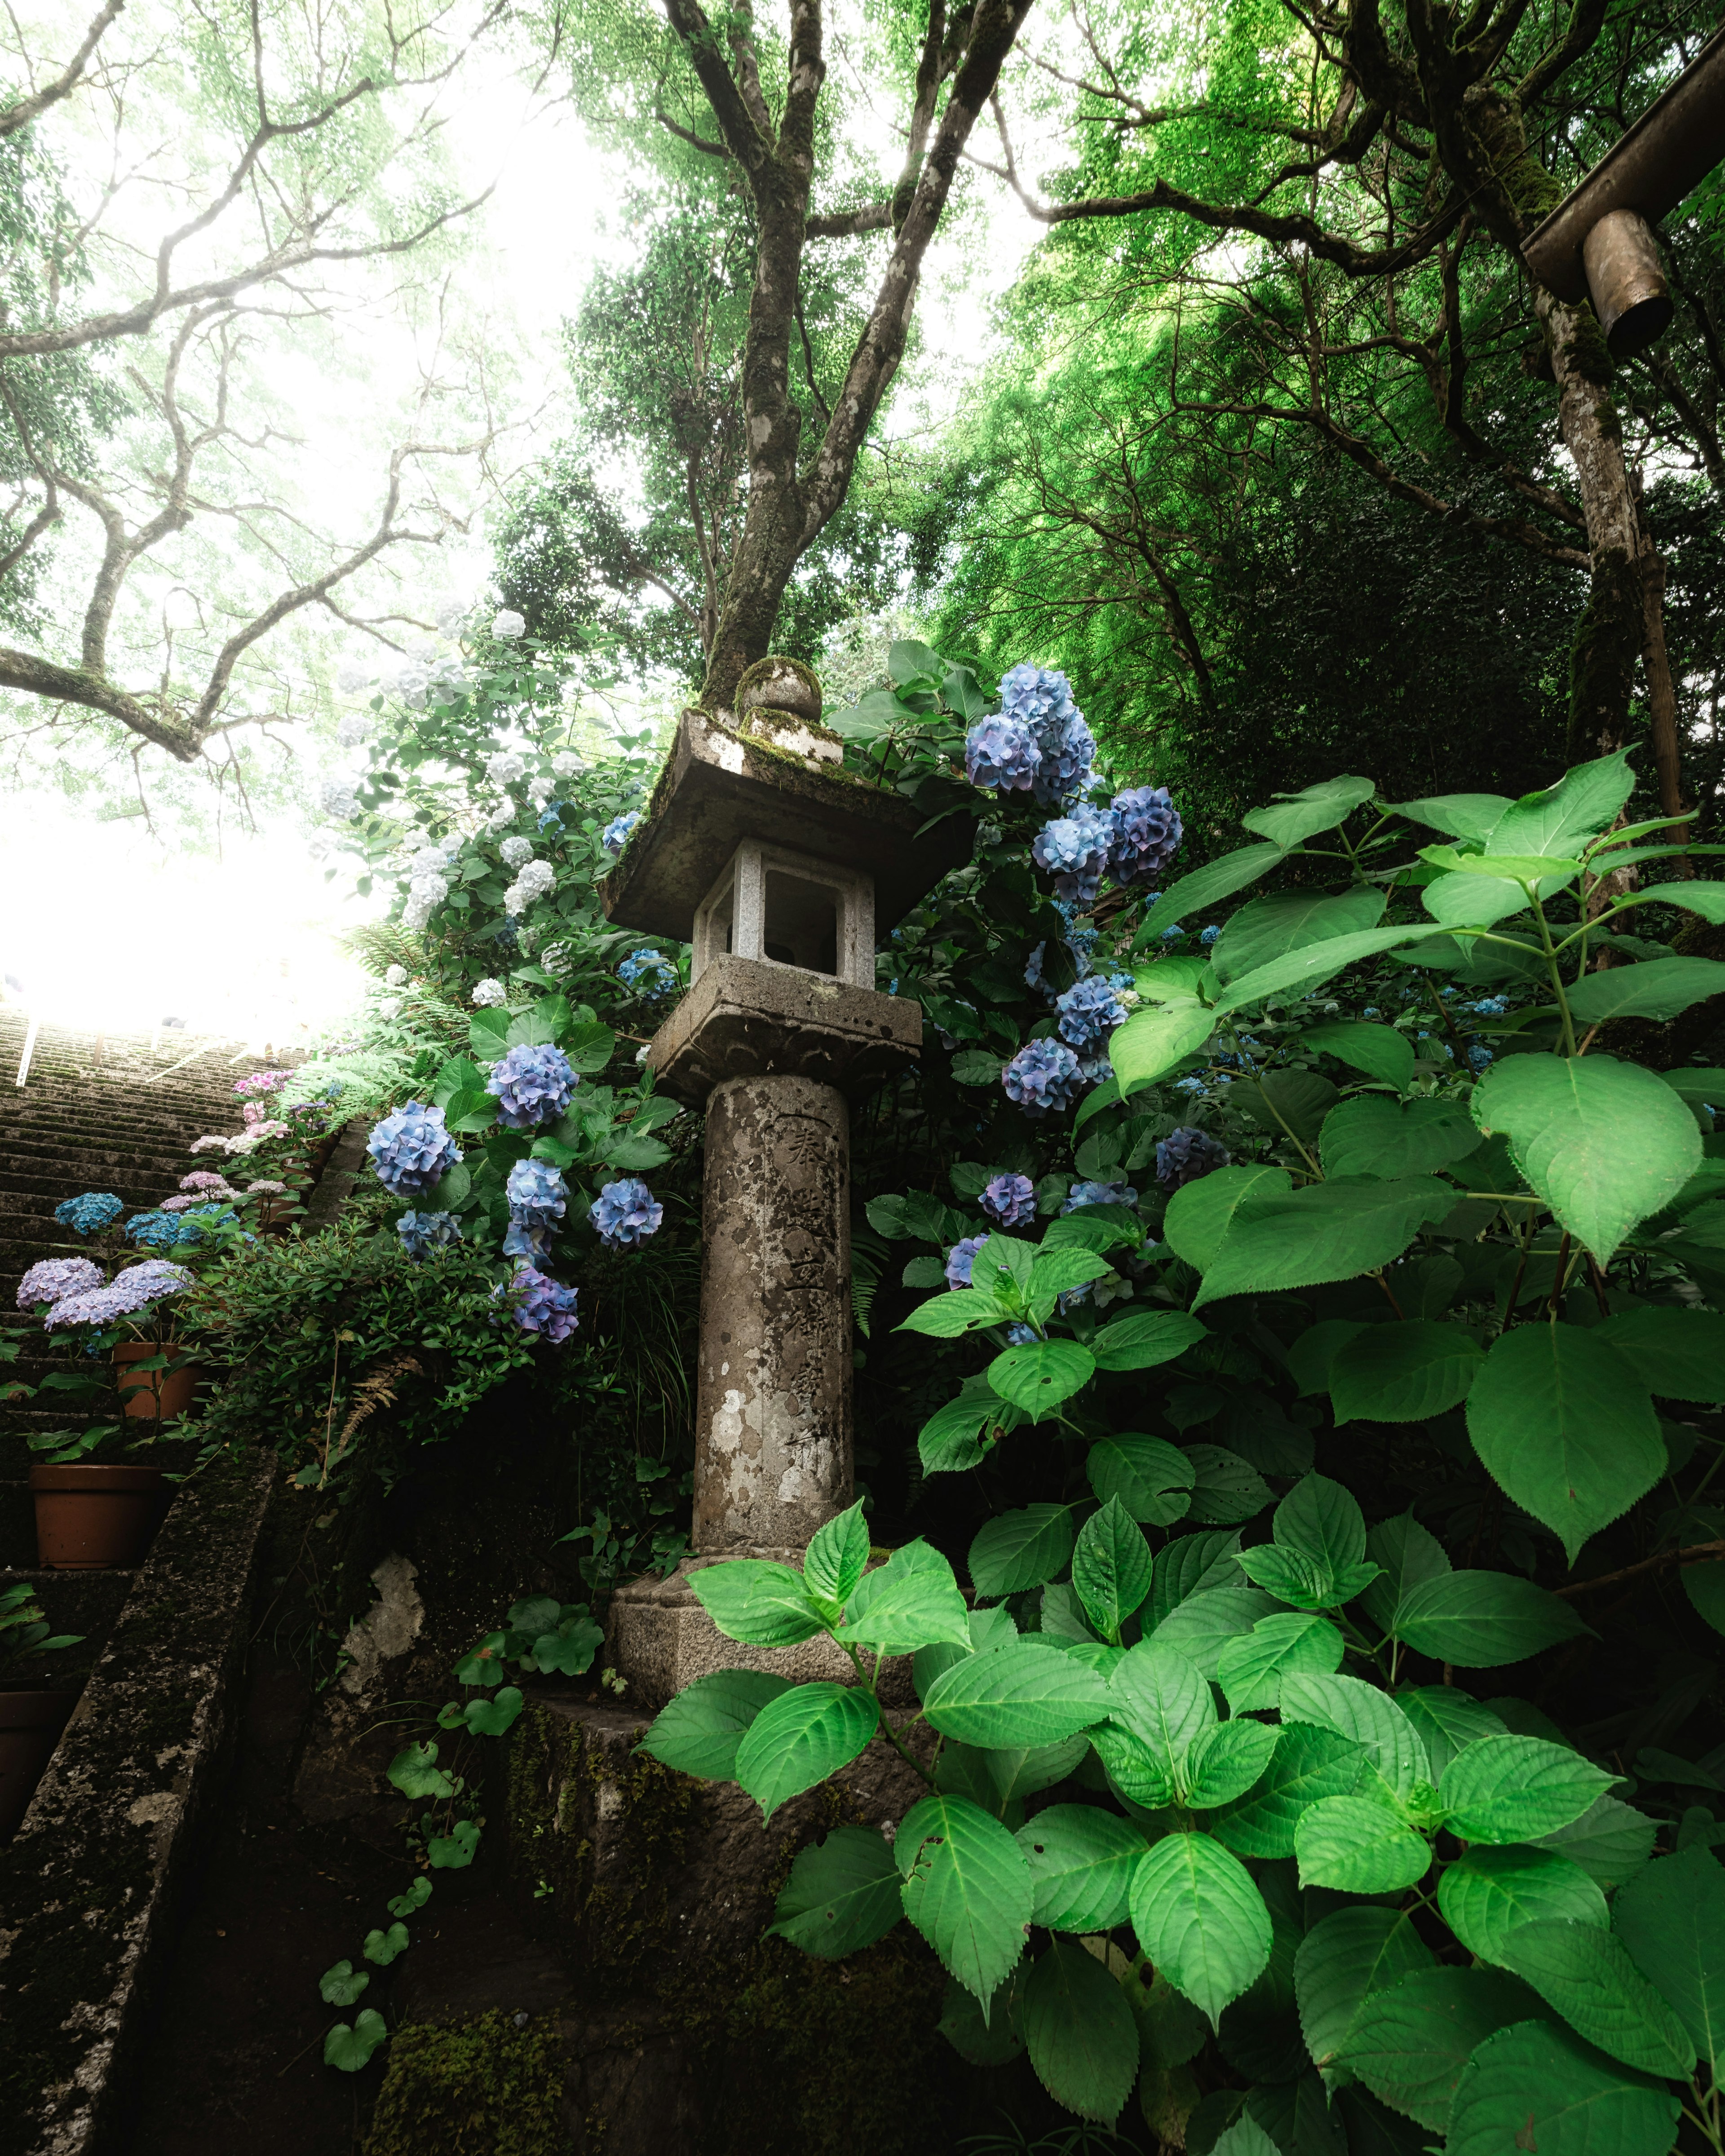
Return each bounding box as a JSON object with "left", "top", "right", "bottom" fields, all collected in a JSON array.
[
  {"left": 1137, "top": 843, "right": 1287, "bottom": 944},
  {"left": 1422, "top": 868, "right": 1537, "bottom": 929},
  {"left": 1152, "top": 1583, "right": 1280, "bottom": 1677},
  {"left": 1438, "top": 1847, "right": 1607, "bottom": 1966},
  {"left": 1021, "top": 1937, "right": 1141, "bottom": 2124},
  {"left": 1392, "top": 1570, "right": 1591, "bottom": 1668},
  {"left": 936, "top": 1972, "right": 1025, "bottom": 2065},
  {"left": 1494, "top": 1920, "right": 1696, "bottom": 2077},
  {"left": 1319, "top": 1097, "right": 1482, "bottom": 1181},
  {"left": 1072, "top": 1497, "right": 1153, "bottom": 1638},
  {"left": 1393, "top": 790, "right": 1514, "bottom": 842},
  {"left": 1209, "top": 1724, "right": 1367, "bottom": 1859},
  {"left": 969, "top": 1505, "right": 1078, "bottom": 1597},
  {"left": 1241, "top": 775, "right": 1378, "bottom": 850},
  {"left": 1090, "top": 1309, "right": 1208, "bottom": 1372},
  {"left": 1150, "top": 1529, "right": 1245, "bottom": 1625},
  {"left": 1294, "top": 1909, "right": 1433, "bottom": 2083},
  {"left": 1087, "top": 1433, "right": 1195, "bottom": 1524},
  {"left": 1566, "top": 955, "right": 1725, "bottom": 1025},
  {"left": 637, "top": 1669, "right": 792, "bottom": 1780},
  {"left": 1535, "top": 1795, "right": 1658, "bottom": 1886},
  {"left": 689, "top": 1560, "right": 823, "bottom": 1646},
  {"left": 1295, "top": 1794, "right": 1431, "bottom": 1894},
  {"left": 1129, "top": 1831, "right": 1273, "bottom": 2026},
  {"left": 898, "top": 1290, "right": 1008, "bottom": 1339},
  {"left": 1438, "top": 1735, "right": 1614, "bottom": 1844},
  {"left": 1215, "top": 928, "right": 1447, "bottom": 1016},
  {"left": 1594, "top": 1306, "right": 1725, "bottom": 1403},
  {"left": 1194, "top": 1177, "right": 1459, "bottom": 1309},
  {"left": 1108, "top": 1639, "right": 1214, "bottom": 1789},
  {"left": 986, "top": 1339, "right": 1096, "bottom": 1419},
  {"left": 1301, "top": 1020, "right": 1416, "bottom": 1094},
  {"left": 1211, "top": 886, "right": 1387, "bottom": 987},
  {"left": 1471, "top": 1054, "right": 1700, "bottom": 1262},
  {"left": 734, "top": 1683, "right": 880, "bottom": 1819},
  {"left": 1016, "top": 1805, "right": 1146, "bottom": 1933},
  {"left": 1280, "top": 1673, "right": 1430, "bottom": 1799},
  {"left": 1393, "top": 1689, "right": 1507, "bottom": 1779},
  {"left": 1164, "top": 1165, "right": 1295, "bottom": 1271},
  {"left": 1337, "top": 1966, "right": 1545, "bottom": 2129},
  {"left": 1446, "top": 2021, "right": 1679, "bottom": 2156},
  {"left": 1495, "top": 754, "right": 1635, "bottom": 857},
  {"left": 1216, "top": 1613, "right": 1345, "bottom": 1715},
  {"left": 1111, "top": 998, "right": 1219, "bottom": 1092},
  {"left": 1358, "top": 1513, "right": 1451, "bottom": 1637},
  {"left": 1183, "top": 1719, "right": 1280, "bottom": 1811},
  {"left": 803, "top": 1500, "right": 870, "bottom": 1610},
  {"left": 896, "top": 1792, "right": 1033, "bottom": 2003},
  {"left": 839, "top": 1540, "right": 972, "bottom": 1655},
  {"left": 1613, "top": 1846, "right": 1725, "bottom": 2077},
  {"left": 1330, "top": 1321, "right": 1485, "bottom": 1425},
  {"left": 922, "top": 1642, "right": 1110, "bottom": 1748},
  {"left": 767, "top": 1825, "right": 903, "bottom": 1957},
  {"left": 1465, "top": 1325, "right": 1663, "bottom": 1564}
]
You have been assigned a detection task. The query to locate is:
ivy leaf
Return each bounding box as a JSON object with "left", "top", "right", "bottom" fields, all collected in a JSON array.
[
  {"left": 1087, "top": 1433, "right": 1195, "bottom": 1525},
  {"left": 922, "top": 1642, "right": 1110, "bottom": 1748},
  {"left": 1209, "top": 1725, "right": 1367, "bottom": 1860},
  {"left": 363, "top": 1922, "right": 410, "bottom": 1966},
  {"left": 1071, "top": 1497, "right": 1153, "bottom": 1638},
  {"left": 1446, "top": 2020, "right": 1679, "bottom": 2156},
  {"left": 734, "top": 1683, "right": 880, "bottom": 1820},
  {"left": 462, "top": 1686, "right": 523, "bottom": 1737},
  {"left": 969, "top": 1506, "right": 1078, "bottom": 1597},
  {"left": 385, "top": 1878, "right": 432, "bottom": 1920},
  {"left": 323, "top": 2009, "right": 389, "bottom": 2072},
  {"left": 386, "top": 1741, "right": 454, "bottom": 1801},
  {"left": 688, "top": 1560, "right": 825, "bottom": 1646},
  {"left": 637, "top": 1670, "right": 792, "bottom": 1780},
  {"left": 1471, "top": 1053, "right": 1699, "bottom": 1263},
  {"left": 1390, "top": 1571, "right": 1591, "bottom": 1667},
  {"left": 1437, "top": 1734, "right": 1615, "bottom": 1844},
  {"left": 319, "top": 1960, "right": 370, "bottom": 2007},
  {"left": 1021, "top": 1937, "right": 1140, "bottom": 2124},
  {"left": 1016, "top": 1805, "right": 1146, "bottom": 1933},
  {"left": 1128, "top": 1831, "right": 1273, "bottom": 2027},
  {"left": 426, "top": 1818, "right": 480, "bottom": 1869},
  {"left": 1465, "top": 1325, "right": 1663, "bottom": 1564},
  {"left": 1295, "top": 1794, "right": 1431, "bottom": 1894},
  {"left": 530, "top": 1615, "right": 604, "bottom": 1677},
  {"left": 766, "top": 1825, "right": 902, "bottom": 1958},
  {"left": 896, "top": 1792, "right": 1034, "bottom": 2003},
  {"left": 1437, "top": 1848, "right": 1607, "bottom": 1966}
]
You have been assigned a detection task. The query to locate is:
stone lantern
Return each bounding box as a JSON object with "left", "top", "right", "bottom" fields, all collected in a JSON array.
[{"left": 599, "top": 659, "right": 971, "bottom": 1703}]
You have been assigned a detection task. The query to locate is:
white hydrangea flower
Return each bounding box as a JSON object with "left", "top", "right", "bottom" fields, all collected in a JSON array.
[
  {"left": 307, "top": 834, "right": 333, "bottom": 861},
  {"left": 551, "top": 751, "right": 586, "bottom": 779},
  {"left": 485, "top": 801, "right": 516, "bottom": 834},
  {"left": 504, "top": 859, "right": 556, "bottom": 915},
  {"left": 336, "top": 662, "right": 371, "bottom": 694},
  {"left": 492, "top": 608, "right": 526, "bottom": 640},
  {"left": 528, "top": 775, "right": 555, "bottom": 808},
  {"left": 320, "top": 781, "right": 358, "bottom": 821},
  {"left": 385, "top": 964, "right": 407, "bottom": 986},
  {"left": 389, "top": 663, "right": 430, "bottom": 707},
  {"left": 378, "top": 997, "right": 403, "bottom": 1020},
  {"left": 486, "top": 751, "right": 526, "bottom": 786},
  {"left": 472, "top": 978, "right": 507, "bottom": 1008},
  {"left": 337, "top": 713, "right": 375, "bottom": 747},
  {"left": 500, "top": 836, "right": 535, "bottom": 869},
  {"left": 403, "top": 894, "right": 434, "bottom": 933}
]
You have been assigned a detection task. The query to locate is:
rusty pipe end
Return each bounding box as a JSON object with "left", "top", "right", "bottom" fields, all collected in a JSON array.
[{"left": 1582, "top": 207, "right": 1674, "bottom": 358}]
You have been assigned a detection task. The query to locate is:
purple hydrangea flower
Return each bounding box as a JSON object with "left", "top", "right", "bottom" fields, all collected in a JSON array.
[
  {"left": 1055, "top": 973, "right": 1129, "bottom": 1053},
  {"left": 17, "top": 1256, "right": 102, "bottom": 1310},
  {"left": 964, "top": 713, "right": 1041, "bottom": 793},
  {"left": 397, "top": 1211, "right": 462, "bottom": 1259},
  {"left": 945, "top": 1233, "right": 991, "bottom": 1289},
  {"left": 981, "top": 1173, "right": 1036, "bottom": 1228},
  {"left": 367, "top": 1102, "right": 460, "bottom": 1198},
  {"left": 486, "top": 1043, "right": 577, "bottom": 1130},
  {"left": 54, "top": 1192, "right": 124, "bottom": 1236},
  {"left": 1062, "top": 1179, "right": 1139, "bottom": 1214},
  {"left": 998, "top": 664, "right": 1097, "bottom": 807},
  {"left": 590, "top": 1178, "right": 663, "bottom": 1250},
  {"left": 1108, "top": 786, "right": 1182, "bottom": 885},
  {"left": 602, "top": 811, "right": 640, "bottom": 853},
  {"left": 45, "top": 1261, "right": 194, "bottom": 1330},
  {"left": 1033, "top": 804, "right": 1117, "bottom": 906},
  {"left": 1002, "top": 1039, "right": 1085, "bottom": 1120},
  {"left": 506, "top": 1158, "right": 567, "bottom": 1228},
  {"left": 503, "top": 1265, "right": 579, "bottom": 1343},
  {"left": 1155, "top": 1127, "right": 1230, "bottom": 1191}
]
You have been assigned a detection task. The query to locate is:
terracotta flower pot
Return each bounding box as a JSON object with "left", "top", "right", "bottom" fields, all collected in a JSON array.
[
  {"left": 30, "top": 1464, "right": 168, "bottom": 1569},
  {"left": 0, "top": 1690, "right": 77, "bottom": 1837},
  {"left": 114, "top": 1342, "right": 201, "bottom": 1423}
]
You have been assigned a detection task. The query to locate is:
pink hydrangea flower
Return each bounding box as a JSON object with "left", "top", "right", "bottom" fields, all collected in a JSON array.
[
  {"left": 180, "top": 1172, "right": 235, "bottom": 1193},
  {"left": 245, "top": 1179, "right": 288, "bottom": 1194}
]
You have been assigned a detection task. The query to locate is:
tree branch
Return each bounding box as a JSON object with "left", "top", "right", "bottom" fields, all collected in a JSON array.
[
  {"left": 0, "top": 0, "right": 124, "bottom": 138},
  {"left": 805, "top": 200, "right": 893, "bottom": 236}
]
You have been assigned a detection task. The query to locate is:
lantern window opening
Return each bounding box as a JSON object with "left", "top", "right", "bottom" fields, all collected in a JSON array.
[{"left": 691, "top": 838, "right": 875, "bottom": 991}]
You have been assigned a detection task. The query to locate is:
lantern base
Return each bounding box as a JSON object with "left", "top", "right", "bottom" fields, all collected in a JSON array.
[{"left": 643, "top": 952, "right": 920, "bottom": 1107}]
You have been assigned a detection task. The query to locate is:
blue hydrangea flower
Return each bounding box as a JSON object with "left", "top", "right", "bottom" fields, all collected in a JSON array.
[
  {"left": 1006, "top": 1323, "right": 1037, "bottom": 1345},
  {"left": 397, "top": 1210, "right": 461, "bottom": 1259},
  {"left": 618, "top": 949, "right": 678, "bottom": 998},
  {"left": 946, "top": 1233, "right": 991, "bottom": 1289},
  {"left": 590, "top": 1178, "right": 663, "bottom": 1250},
  {"left": 54, "top": 1192, "right": 124, "bottom": 1236},
  {"left": 964, "top": 713, "right": 1041, "bottom": 793},
  {"left": 1200, "top": 924, "right": 1221, "bottom": 945},
  {"left": 1109, "top": 786, "right": 1182, "bottom": 885},
  {"left": 1468, "top": 995, "right": 1510, "bottom": 1017},
  {"left": 1033, "top": 804, "right": 1117, "bottom": 906},
  {"left": 487, "top": 1043, "right": 577, "bottom": 1130},
  {"left": 1055, "top": 973, "right": 1128, "bottom": 1053},
  {"left": 981, "top": 1173, "right": 1036, "bottom": 1228},
  {"left": 1159, "top": 924, "right": 1187, "bottom": 941},
  {"left": 503, "top": 1220, "right": 550, "bottom": 1261},
  {"left": 1002, "top": 1039, "right": 1085, "bottom": 1120},
  {"left": 1077, "top": 1052, "right": 1114, "bottom": 1087},
  {"left": 538, "top": 803, "right": 565, "bottom": 831},
  {"left": 125, "top": 1210, "right": 193, "bottom": 1249},
  {"left": 502, "top": 1264, "right": 579, "bottom": 1343},
  {"left": 602, "top": 811, "right": 639, "bottom": 853},
  {"left": 506, "top": 1158, "right": 567, "bottom": 1228},
  {"left": 1155, "top": 1127, "right": 1230, "bottom": 1190},
  {"left": 367, "top": 1102, "right": 460, "bottom": 1198},
  {"left": 1468, "top": 1044, "right": 1494, "bottom": 1070},
  {"left": 998, "top": 663, "right": 1096, "bottom": 806},
  {"left": 1362, "top": 1007, "right": 1380, "bottom": 1019},
  {"left": 1062, "top": 1179, "right": 1138, "bottom": 1214}
]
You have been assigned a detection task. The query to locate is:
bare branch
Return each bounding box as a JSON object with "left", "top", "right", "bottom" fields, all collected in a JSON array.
[{"left": 0, "top": 0, "right": 124, "bottom": 138}]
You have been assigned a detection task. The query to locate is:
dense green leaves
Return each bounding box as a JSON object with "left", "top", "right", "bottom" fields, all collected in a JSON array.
[
  {"left": 803, "top": 1501, "right": 870, "bottom": 1610},
  {"left": 1087, "top": 1432, "right": 1195, "bottom": 1523},
  {"left": 1280, "top": 1674, "right": 1429, "bottom": 1799},
  {"left": 688, "top": 1560, "right": 823, "bottom": 1646},
  {"left": 1021, "top": 1939, "right": 1140, "bottom": 2123},
  {"left": 1391, "top": 1571, "right": 1591, "bottom": 1667},
  {"left": 1017, "top": 1806, "right": 1145, "bottom": 1932},
  {"left": 1296, "top": 1795, "right": 1431, "bottom": 1894},
  {"left": 637, "top": 1670, "right": 792, "bottom": 1780},
  {"left": 1437, "top": 1847, "right": 1607, "bottom": 1965},
  {"left": 1302, "top": 1021, "right": 1416, "bottom": 1093},
  {"left": 969, "top": 1506, "right": 1078, "bottom": 1596},
  {"left": 1090, "top": 1309, "right": 1207, "bottom": 1371},
  {"left": 840, "top": 1541, "right": 972, "bottom": 1655},
  {"left": 1071, "top": 1497, "right": 1152, "bottom": 1637},
  {"left": 897, "top": 1793, "right": 1033, "bottom": 2003},
  {"left": 1336, "top": 1966, "right": 1541, "bottom": 2129},
  {"left": 1565, "top": 955, "right": 1725, "bottom": 1025},
  {"left": 1330, "top": 1322, "right": 1484, "bottom": 1425},
  {"left": 922, "top": 1643, "right": 1110, "bottom": 1747},
  {"left": 1446, "top": 2022, "right": 1679, "bottom": 2156},
  {"left": 1319, "top": 1097, "right": 1481, "bottom": 1181},
  {"left": 734, "top": 1684, "right": 880, "bottom": 1819},
  {"left": 1209, "top": 1725, "right": 1367, "bottom": 1859},
  {"left": 986, "top": 1339, "right": 1095, "bottom": 1418},
  {"left": 1294, "top": 1908, "right": 1433, "bottom": 2081},
  {"left": 1216, "top": 1613, "right": 1345, "bottom": 1715},
  {"left": 768, "top": 1826, "right": 903, "bottom": 1957},
  {"left": 1193, "top": 1178, "right": 1460, "bottom": 1308},
  {"left": 1163, "top": 1165, "right": 1293, "bottom": 1271},
  {"left": 1438, "top": 1736, "right": 1614, "bottom": 1844},
  {"left": 1129, "top": 1831, "right": 1273, "bottom": 2026},
  {"left": 1613, "top": 1847, "right": 1725, "bottom": 2076},
  {"left": 1494, "top": 1921, "right": 1696, "bottom": 2077}
]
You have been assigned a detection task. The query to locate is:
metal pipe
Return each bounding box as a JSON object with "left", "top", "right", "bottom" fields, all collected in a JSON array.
[
  {"left": 1582, "top": 208, "right": 1674, "bottom": 357},
  {"left": 1522, "top": 22, "right": 1725, "bottom": 305}
]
